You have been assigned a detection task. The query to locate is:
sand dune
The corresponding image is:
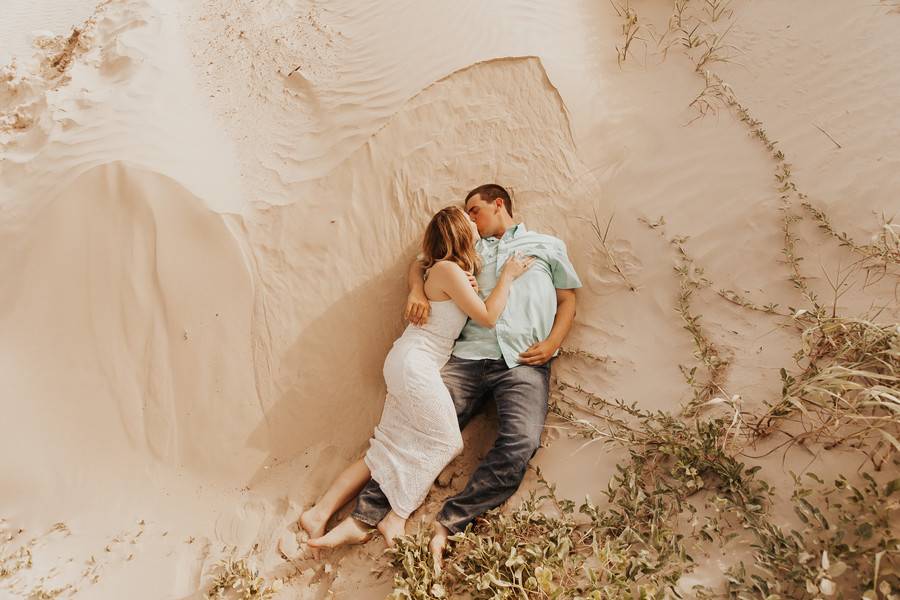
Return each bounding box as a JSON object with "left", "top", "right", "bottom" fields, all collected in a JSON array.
[{"left": 1, "top": 0, "right": 898, "bottom": 598}]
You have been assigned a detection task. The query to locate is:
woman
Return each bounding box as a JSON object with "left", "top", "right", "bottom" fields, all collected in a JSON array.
[{"left": 292, "top": 206, "right": 533, "bottom": 551}]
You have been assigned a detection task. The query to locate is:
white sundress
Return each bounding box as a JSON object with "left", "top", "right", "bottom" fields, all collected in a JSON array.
[{"left": 364, "top": 300, "right": 467, "bottom": 518}]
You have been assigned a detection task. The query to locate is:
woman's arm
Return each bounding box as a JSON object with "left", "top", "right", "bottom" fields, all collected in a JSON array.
[
  {"left": 433, "top": 257, "right": 533, "bottom": 328},
  {"left": 405, "top": 258, "right": 480, "bottom": 326}
]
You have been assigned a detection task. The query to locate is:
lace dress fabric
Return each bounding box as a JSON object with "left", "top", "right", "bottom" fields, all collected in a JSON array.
[{"left": 364, "top": 300, "right": 468, "bottom": 518}]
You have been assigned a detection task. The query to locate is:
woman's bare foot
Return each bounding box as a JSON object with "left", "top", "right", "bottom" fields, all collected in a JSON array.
[
  {"left": 376, "top": 511, "right": 407, "bottom": 548},
  {"left": 298, "top": 506, "right": 329, "bottom": 539},
  {"left": 307, "top": 516, "right": 373, "bottom": 549},
  {"left": 429, "top": 522, "right": 450, "bottom": 575}
]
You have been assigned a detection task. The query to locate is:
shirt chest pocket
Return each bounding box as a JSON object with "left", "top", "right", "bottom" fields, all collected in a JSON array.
[{"left": 496, "top": 243, "right": 554, "bottom": 276}]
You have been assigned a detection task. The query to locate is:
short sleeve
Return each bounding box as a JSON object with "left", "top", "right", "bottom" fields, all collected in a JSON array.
[{"left": 550, "top": 239, "right": 582, "bottom": 289}]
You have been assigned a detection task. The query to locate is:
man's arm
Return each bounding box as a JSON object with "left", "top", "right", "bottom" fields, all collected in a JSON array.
[
  {"left": 518, "top": 288, "right": 577, "bottom": 365},
  {"left": 404, "top": 258, "right": 429, "bottom": 325}
]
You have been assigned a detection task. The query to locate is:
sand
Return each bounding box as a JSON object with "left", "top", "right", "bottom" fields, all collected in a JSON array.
[{"left": 1, "top": 0, "right": 898, "bottom": 597}]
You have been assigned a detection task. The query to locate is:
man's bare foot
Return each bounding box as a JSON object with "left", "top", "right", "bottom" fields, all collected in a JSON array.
[
  {"left": 307, "top": 516, "right": 373, "bottom": 549},
  {"left": 429, "top": 522, "right": 450, "bottom": 575},
  {"left": 298, "top": 506, "right": 329, "bottom": 539},
  {"left": 376, "top": 511, "right": 407, "bottom": 548}
]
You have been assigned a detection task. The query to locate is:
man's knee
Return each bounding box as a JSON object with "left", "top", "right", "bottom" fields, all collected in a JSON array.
[
  {"left": 489, "top": 427, "right": 542, "bottom": 481},
  {"left": 495, "top": 369, "right": 548, "bottom": 431},
  {"left": 509, "top": 428, "right": 543, "bottom": 460}
]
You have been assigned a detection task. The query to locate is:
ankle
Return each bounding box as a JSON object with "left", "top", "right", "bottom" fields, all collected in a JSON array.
[
  {"left": 387, "top": 514, "right": 406, "bottom": 525},
  {"left": 306, "top": 505, "right": 329, "bottom": 520}
]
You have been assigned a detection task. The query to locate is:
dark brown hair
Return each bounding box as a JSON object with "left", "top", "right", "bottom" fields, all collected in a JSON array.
[
  {"left": 421, "top": 206, "right": 481, "bottom": 275},
  {"left": 464, "top": 183, "right": 513, "bottom": 217}
]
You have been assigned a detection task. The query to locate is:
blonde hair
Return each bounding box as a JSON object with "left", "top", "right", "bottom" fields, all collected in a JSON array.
[{"left": 421, "top": 206, "right": 481, "bottom": 276}]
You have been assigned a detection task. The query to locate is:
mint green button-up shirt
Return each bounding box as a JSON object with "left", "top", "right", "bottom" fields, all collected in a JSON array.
[{"left": 452, "top": 223, "right": 582, "bottom": 368}]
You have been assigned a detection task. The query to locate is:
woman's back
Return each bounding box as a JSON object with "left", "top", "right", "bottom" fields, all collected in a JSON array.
[{"left": 389, "top": 301, "right": 467, "bottom": 372}]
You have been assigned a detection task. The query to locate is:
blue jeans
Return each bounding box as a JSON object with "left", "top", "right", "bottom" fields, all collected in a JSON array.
[{"left": 351, "top": 356, "right": 551, "bottom": 533}]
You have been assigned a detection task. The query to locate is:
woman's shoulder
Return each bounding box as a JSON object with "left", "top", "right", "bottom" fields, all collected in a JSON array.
[
  {"left": 429, "top": 260, "right": 464, "bottom": 274},
  {"left": 426, "top": 260, "right": 466, "bottom": 284}
]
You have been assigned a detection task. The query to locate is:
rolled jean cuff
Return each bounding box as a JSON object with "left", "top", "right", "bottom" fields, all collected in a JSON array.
[
  {"left": 435, "top": 512, "right": 467, "bottom": 535},
  {"left": 350, "top": 509, "right": 380, "bottom": 528}
]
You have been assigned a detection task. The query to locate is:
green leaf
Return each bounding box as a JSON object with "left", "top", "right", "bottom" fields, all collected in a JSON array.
[
  {"left": 885, "top": 478, "right": 900, "bottom": 496},
  {"left": 857, "top": 522, "right": 874, "bottom": 539}
]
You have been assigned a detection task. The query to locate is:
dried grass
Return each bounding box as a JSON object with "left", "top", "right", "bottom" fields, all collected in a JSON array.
[
  {"left": 670, "top": 236, "right": 731, "bottom": 416},
  {"left": 757, "top": 316, "right": 900, "bottom": 467},
  {"left": 579, "top": 209, "right": 638, "bottom": 292},
  {"left": 205, "top": 553, "right": 281, "bottom": 600},
  {"left": 610, "top": 0, "right": 645, "bottom": 66}
]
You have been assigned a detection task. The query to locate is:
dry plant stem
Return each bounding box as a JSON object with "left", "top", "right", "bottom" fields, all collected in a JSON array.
[
  {"left": 672, "top": 7, "right": 898, "bottom": 290},
  {"left": 558, "top": 346, "right": 610, "bottom": 363},
  {"left": 671, "top": 237, "right": 730, "bottom": 416},
  {"left": 693, "top": 22, "right": 738, "bottom": 72},
  {"left": 704, "top": 0, "right": 733, "bottom": 22},
  {"left": 813, "top": 123, "right": 843, "bottom": 149},
  {"left": 580, "top": 210, "right": 638, "bottom": 291},
  {"left": 639, "top": 216, "right": 793, "bottom": 323},
  {"left": 690, "top": 71, "right": 824, "bottom": 314},
  {"left": 688, "top": 60, "right": 898, "bottom": 278},
  {"left": 686, "top": 70, "right": 733, "bottom": 123},
  {"left": 610, "top": 0, "right": 642, "bottom": 66},
  {"left": 552, "top": 380, "right": 643, "bottom": 436},
  {"left": 716, "top": 287, "right": 791, "bottom": 317},
  {"left": 802, "top": 202, "right": 900, "bottom": 268}
]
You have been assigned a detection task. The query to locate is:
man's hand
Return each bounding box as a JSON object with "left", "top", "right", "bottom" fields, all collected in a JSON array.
[
  {"left": 405, "top": 290, "right": 430, "bottom": 325},
  {"left": 518, "top": 339, "right": 558, "bottom": 366},
  {"left": 405, "top": 270, "right": 476, "bottom": 326},
  {"left": 465, "top": 271, "right": 479, "bottom": 293},
  {"left": 520, "top": 289, "right": 576, "bottom": 366}
]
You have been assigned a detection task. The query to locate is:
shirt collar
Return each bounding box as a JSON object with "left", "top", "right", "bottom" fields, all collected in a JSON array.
[{"left": 485, "top": 222, "right": 526, "bottom": 242}]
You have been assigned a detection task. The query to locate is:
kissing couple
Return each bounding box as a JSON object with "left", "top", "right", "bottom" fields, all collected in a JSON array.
[{"left": 291, "top": 183, "right": 580, "bottom": 571}]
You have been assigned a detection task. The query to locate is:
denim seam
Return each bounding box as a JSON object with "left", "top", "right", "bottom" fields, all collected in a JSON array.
[{"left": 350, "top": 510, "right": 380, "bottom": 528}]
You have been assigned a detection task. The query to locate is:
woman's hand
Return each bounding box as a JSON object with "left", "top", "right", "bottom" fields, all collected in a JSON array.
[{"left": 500, "top": 252, "right": 536, "bottom": 281}]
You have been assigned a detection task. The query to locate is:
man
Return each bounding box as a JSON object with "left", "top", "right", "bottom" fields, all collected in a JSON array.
[{"left": 310, "top": 184, "right": 580, "bottom": 569}]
